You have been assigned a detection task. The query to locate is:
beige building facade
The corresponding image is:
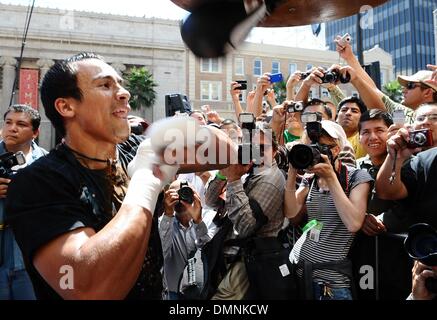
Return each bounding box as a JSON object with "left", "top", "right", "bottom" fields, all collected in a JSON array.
[
  {"left": 0, "top": 4, "right": 186, "bottom": 150},
  {"left": 0, "top": 4, "right": 394, "bottom": 149},
  {"left": 189, "top": 42, "right": 395, "bottom": 120}
]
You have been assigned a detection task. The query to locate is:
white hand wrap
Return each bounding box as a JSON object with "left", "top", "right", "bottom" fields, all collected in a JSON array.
[{"left": 123, "top": 139, "right": 178, "bottom": 214}]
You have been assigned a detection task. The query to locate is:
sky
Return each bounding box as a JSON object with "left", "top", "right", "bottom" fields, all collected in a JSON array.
[{"left": 1, "top": 0, "right": 327, "bottom": 49}]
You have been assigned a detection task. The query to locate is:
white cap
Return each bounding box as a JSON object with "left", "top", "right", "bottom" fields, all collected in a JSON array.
[{"left": 320, "top": 120, "right": 349, "bottom": 150}]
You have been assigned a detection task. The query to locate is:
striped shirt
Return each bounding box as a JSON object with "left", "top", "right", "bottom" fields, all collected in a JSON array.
[{"left": 290, "top": 166, "right": 372, "bottom": 288}]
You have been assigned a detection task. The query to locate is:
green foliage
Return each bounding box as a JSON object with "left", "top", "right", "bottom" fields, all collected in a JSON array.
[
  {"left": 125, "top": 67, "right": 157, "bottom": 110},
  {"left": 382, "top": 80, "right": 403, "bottom": 103},
  {"left": 273, "top": 80, "right": 287, "bottom": 104}
]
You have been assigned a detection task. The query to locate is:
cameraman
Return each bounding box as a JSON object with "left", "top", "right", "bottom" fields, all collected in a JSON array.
[
  {"left": 159, "top": 179, "right": 217, "bottom": 300},
  {"left": 376, "top": 103, "right": 437, "bottom": 228},
  {"left": 209, "top": 125, "right": 285, "bottom": 300},
  {"left": 408, "top": 260, "right": 437, "bottom": 300},
  {"left": 0, "top": 104, "right": 47, "bottom": 300}
]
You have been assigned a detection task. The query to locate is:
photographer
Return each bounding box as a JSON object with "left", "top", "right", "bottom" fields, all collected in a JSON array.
[
  {"left": 376, "top": 103, "right": 437, "bottom": 228},
  {"left": 209, "top": 124, "right": 285, "bottom": 300},
  {"left": 284, "top": 120, "right": 372, "bottom": 300},
  {"left": 409, "top": 260, "right": 437, "bottom": 300},
  {"left": 0, "top": 104, "right": 47, "bottom": 300},
  {"left": 270, "top": 101, "right": 304, "bottom": 146},
  {"left": 159, "top": 179, "right": 217, "bottom": 300}
]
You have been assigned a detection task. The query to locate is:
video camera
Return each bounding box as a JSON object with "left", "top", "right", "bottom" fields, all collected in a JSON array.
[
  {"left": 299, "top": 68, "right": 351, "bottom": 84},
  {"left": 238, "top": 113, "right": 263, "bottom": 165},
  {"left": 0, "top": 151, "right": 26, "bottom": 178},
  {"left": 404, "top": 223, "right": 437, "bottom": 294}
]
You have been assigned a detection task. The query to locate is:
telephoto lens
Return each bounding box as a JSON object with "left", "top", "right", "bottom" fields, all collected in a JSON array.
[{"left": 287, "top": 144, "right": 322, "bottom": 170}]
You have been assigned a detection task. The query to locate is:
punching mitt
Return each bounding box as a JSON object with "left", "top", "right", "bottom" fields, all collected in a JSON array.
[{"left": 180, "top": 0, "right": 269, "bottom": 58}]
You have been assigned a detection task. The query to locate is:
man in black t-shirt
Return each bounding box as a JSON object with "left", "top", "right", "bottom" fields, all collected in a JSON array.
[
  {"left": 376, "top": 108, "right": 437, "bottom": 229},
  {"left": 5, "top": 52, "right": 233, "bottom": 299}
]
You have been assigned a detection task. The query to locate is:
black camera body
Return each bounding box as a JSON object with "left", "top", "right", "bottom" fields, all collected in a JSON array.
[
  {"left": 319, "top": 69, "right": 350, "bottom": 84},
  {"left": 235, "top": 80, "right": 247, "bottom": 90},
  {"left": 285, "top": 101, "right": 304, "bottom": 113},
  {"left": 299, "top": 69, "right": 350, "bottom": 84},
  {"left": 407, "top": 129, "right": 434, "bottom": 149},
  {"left": 0, "top": 151, "right": 26, "bottom": 178},
  {"left": 404, "top": 223, "right": 437, "bottom": 294},
  {"left": 288, "top": 143, "right": 333, "bottom": 170},
  {"left": 178, "top": 181, "right": 194, "bottom": 204}
]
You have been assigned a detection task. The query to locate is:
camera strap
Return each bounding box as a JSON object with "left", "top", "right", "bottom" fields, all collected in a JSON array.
[{"left": 337, "top": 163, "right": 349, "bottom": 195}]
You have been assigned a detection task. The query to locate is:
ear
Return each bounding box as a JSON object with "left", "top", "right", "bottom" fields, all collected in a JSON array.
[
  {"left": 32, "top": 128, "right": 40, "bottom": 140},
  {"left": 332, "top": 144, "right": 341, "bottom": 158},
  {"left": 54, "top": 97, "right": 76, "bottom": 119},
  {"left": 423, "top": 88, "right": 434, "bottom": 100}
]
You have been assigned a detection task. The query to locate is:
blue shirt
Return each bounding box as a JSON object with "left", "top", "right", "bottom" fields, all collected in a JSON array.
[{"left": 0, "top": 141, "right": 47, "bottom": 270}]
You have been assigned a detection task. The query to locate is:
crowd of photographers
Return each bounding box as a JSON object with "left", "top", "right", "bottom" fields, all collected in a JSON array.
[{"left": 0, "top": 37, "right": 436, "bottom": 301}]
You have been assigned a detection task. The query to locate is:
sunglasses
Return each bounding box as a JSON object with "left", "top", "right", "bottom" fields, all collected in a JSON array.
[{"left": 406, "top": 82, "right": 425, "bottom": 90}]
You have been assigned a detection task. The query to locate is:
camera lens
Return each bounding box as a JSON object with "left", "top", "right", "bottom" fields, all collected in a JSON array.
[
  {"left": 178, "top": 186, "right": 194, "bottom": 204},
  {"left": 323, "top": 72, "right": 336, "bottom": 83},
  {"left": 413, "top": 132, "right": 427, "bottom": 146},
  {"left": 288, "top": 144, "right": 321, "bottom": 169},
  {"left": 404, "top": 223, "right": 437, "bottom": 267}
]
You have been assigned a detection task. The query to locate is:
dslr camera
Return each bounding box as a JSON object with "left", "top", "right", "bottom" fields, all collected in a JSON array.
[
  {"left": 319, "top": 69, "right": 351, "bottom": 84},
  {"left": 287, "top": 113, "right": 334, "bottom": 170},
  {"left": 0, "top": 151, "right": 26, "bottom": 178},
  {"left": 404, "top": 223, "right": 437, "bottom": 294},
  {"left": 178, "top": 181, "right": 194, "bottom": 204},
  {"left": 285, "top": 101, "right": 304, "bottom": 113},
  {"left": 407, "top": 129, "right": 434, "bottom": 149},
  {"left": 299, "top": 68, "right": 350, "bottom": 84}
]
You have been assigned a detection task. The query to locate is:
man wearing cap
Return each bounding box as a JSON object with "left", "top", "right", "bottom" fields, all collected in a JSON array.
[
  {"left": 336, "top": 39, "right": 437, "bottom": 125},
  {"left": 284, "top": 120, "right": 372, "bottom": 300}
]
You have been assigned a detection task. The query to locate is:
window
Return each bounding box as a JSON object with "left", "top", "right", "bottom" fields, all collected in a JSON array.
[
  {"left": 306, "top": 64, "right": 313, "bottom": 72},
  {"left": 253, "top": 59, "right": 262, "bottom": 76},
  {"left": 201, "top": 81, "right": 221, "bottom": 101},
  {"left": 235, "top": 58, "right": 244, "bottom": 75},
  {"left": 272, "top": 61, "right": 280, "bottom": 74},
  {"left": 288, "top": 63, "right": 297, "bottom": 75},
  {"left": 201, "top": 58, "right": 220, "bottom": 73}
]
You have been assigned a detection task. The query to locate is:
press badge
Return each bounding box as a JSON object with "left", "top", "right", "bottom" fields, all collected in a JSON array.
[{"left": 309, "top": 221, "right": 324, "bottom": 243}]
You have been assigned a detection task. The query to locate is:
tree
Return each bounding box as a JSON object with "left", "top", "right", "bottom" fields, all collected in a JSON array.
[
  {"left": 273, "top": 79, "right": 287, "bottom": 104},
  {"left": 125, "top": 66, "right": 157, "bottom": 111},
  {"left": 382, "top": 80, "right": 403, "bottom": 103}
]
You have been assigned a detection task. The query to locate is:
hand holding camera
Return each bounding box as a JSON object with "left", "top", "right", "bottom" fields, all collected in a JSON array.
[
  {"left": 335, "top": 33, "right": 354, "bottom": 61},
  {"left": 387, "top": 127, "right": 433, "bottom": 160},
  {"left": 405, "top": 224, "right": 437, "bottom": 299}
]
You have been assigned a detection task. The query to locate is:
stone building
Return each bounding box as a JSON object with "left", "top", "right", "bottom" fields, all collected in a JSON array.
[
  {"left": 0, "top": 4, "right": 186, "bottom": 149},
  {"left": 0, "top": 3, "right": 394, "bottom": 149}
]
